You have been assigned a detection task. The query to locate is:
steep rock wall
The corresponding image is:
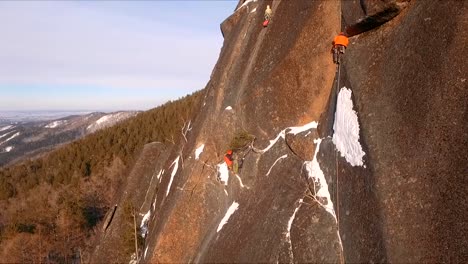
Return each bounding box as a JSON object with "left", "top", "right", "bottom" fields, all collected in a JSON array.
[
  {"left": 92, "top": 0, "right": 467, "bottom": 263},
  {"left": 340, "top": 0, "right": 468, "bottom": 262},
  {"left": 146, "top": 0, "right": 343, "bottom": 263}
]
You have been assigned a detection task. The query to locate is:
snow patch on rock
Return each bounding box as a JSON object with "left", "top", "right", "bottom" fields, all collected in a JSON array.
[
  {"left": 333, "top": 87, "right": 366, "bottom": 167},
  {"left": 225, "top": 106, "right": 233, "bottom": 111},
  {"left": 152, "top": 169, "right": 162, "bottom": 212},
  {"left": 262, "top": 131, "right": 286, "bottom": 153},
  {"left": 140, "top": 210, "right": 151, "bottom": 238},
  {"left": 288, "top": 121, "right": 319, "bottom": 135},
  {"left": 217, "top": 162, "right": 230, "bottom": 185},
  {"left": 156, "top": 169, "right": 164, "bottom": 181},
  {"left": 262, "top": 121, "right": 318, "bottom": 152},
  {"left": 266, "top": 154, "right": 288, "bottom": 176},
  {"left": 217, "top": 202, "right": 239, "bottom": 232},
  {"left": 235, "top": 174, "right": 247, "bottom": 188},
  {"left": 304, "top": 138, "right": 336, "bottom": 220},
  {"left": 166, "top": 157, "right": 180, "bottom": 196},
  {"left": 237, "top": 0, "right": 257, "bottom": 11},
  {"left": 286, "top": 199, "right": 303, "bottom": 238},
  {"left": 195, "top": 144, "right": 205, "bottom": 160}
]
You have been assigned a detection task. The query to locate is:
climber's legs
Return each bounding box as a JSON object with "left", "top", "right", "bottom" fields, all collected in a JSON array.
[{"left": 333, "top": 47, "right": 339, "bottom": 64}]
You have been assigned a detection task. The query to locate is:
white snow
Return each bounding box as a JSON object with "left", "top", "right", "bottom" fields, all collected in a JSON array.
[
  {"left": 0, "top": 132, "right": 20, "bottom": 145},
  {"left": 4, "top": 146, "right": 13, "bottom": 152},
  {"left": 286, "top": 199, "right": 303, "bottom": 238},
  {"left": 224, "top": 189, "right": 229, "bottom": 196},
  {"left": 262, "top": 130, "right": 286, "bottom": 153},
  {"left": 262, "top": 121, "right": 318, "bottom": 153},
  {"left": 237, "top": 0, "right": 258, "bottom": 10},
  {"left": 87, "top": 112, "right": 137, "bottom": 132},
  {"left": 0, "top": 131, "right": 14, "bottom": 139},
  {"left": 157, "top": 169, "right": 165, "bottom": 184},
  {"left": 96, "top": 115, "right": 111, "bottom": 125},
  {"left": 236, "top": 175, "right": 246, "bottom": 188},
  {"left": 217, "top": 162, "right": 230, "bottom": 185},
  {"left": 195, "top": 144, "right": 205, "bottom": 160},
  {"left": 144, "top": 247, "right": 149, "bottom": 259},
  {"left": 333, "top": 87, "right": 366, "bottom": 167},
  {"left": 45, "top": 120, "right": 66, "bottom": 128},
  {"left": 152, "top": 171, "right": 162, "bottom": 211},
  {"left": 140, "top": 210, "right": 151, "bottom": 238},
  {"left": 225, "top": 106, "right": 233, "bottom": 111},
  {"left": 304, "top": 138, "right": 336, "bottom": 220},
  {"left": 140, "top": 170, "right": 159, "bottom": 211},
  {"left": 217, "top": 202, "right": 239, "bottom": 232},
  {"left": 141, "top": 210, "right": 151, "bottom": 226},
  {"left": 288, "top": 121, "right": 318, "bottom": 135},
  {"left": 250, "top": 7, "right": 257, "bottom": 13},
  {"left": 337, "top": 230, "right": 344, "bottom": 251},
  {"left": 266, "top": 154, "right": 288, "bottom": 176},
  {"left": 156, "top": 169, "right": 163, "bottom": 181},
  {"left": 166, "top": 157, "right": 180, "bottom": 196},
  {"left": 285, "top": 199, "right": 304, "bottom": 261},
  {"left": 0, "top": 125, "right": 13, "bottom": 132}
]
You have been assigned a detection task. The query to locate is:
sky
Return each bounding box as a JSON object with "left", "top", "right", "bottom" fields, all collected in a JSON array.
[{"left": 0, "top": 1, "right": 237, "bottom": 112}]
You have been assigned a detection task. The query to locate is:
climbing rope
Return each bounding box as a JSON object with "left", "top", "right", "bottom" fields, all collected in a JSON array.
[
  {"left": 334, "top": 63, "right": 344, "bottom": 264},
  {"left": 336, "top": 5, "right": 345, "bottom": 263}
]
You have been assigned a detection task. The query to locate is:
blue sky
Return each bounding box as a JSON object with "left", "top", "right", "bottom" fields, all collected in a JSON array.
[{"left": 0, "top": 1, "right": 237, "bottom": 111}]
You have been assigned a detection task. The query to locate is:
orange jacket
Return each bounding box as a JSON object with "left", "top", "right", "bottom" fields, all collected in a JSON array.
[
  {"left": 224, "top": 151, "right": 233, "bottom": 167},
  {"left": 333, "top": 35, "right": 349, "bottom": 47}
]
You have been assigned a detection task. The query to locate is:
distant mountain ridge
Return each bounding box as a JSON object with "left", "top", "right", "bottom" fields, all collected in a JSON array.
[
  {"left": 0, "top": 111, "right": 139, "bottom": 167},
  {"left": 0, "top": 110, "right": 94, "bottom": 124}
]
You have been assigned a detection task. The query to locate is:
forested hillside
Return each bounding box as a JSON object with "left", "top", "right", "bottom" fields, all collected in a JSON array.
[
  {"left": 0, "top": 91, "right": 202, "bottom": 262},
  {"left": 0, "top": 111, "right": 138, "bottom": 167}
]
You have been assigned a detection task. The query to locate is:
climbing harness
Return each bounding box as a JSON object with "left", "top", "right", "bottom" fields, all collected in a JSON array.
[{"left": 333, "top": 46, "right": 346, "bottom": 64}]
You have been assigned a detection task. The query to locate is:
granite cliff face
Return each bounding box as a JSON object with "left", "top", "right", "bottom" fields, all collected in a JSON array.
[{"left": 92, "top": 0, "right": 467, "bottom": 263}]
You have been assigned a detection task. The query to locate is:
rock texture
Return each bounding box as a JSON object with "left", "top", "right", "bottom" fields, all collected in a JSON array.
[
  {"left": 340, "top": 0, "right": 467, "bottom": 262},
  {"left": 92, "top": 0, "right": 467, "bottom": 263}
]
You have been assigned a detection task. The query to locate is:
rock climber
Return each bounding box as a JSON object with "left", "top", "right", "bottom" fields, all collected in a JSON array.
[
  {"left": 224, "top": 149, "right": 239, "bottom": 174},
  {"left": 332, "top": 32, "right": 349, "bottom": 64},
  {"left": 224, "top": 150, "right": 234, "bottom": 171},
  {"left": 263, "top": 5, "right": 272, "bottom": 27}
]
